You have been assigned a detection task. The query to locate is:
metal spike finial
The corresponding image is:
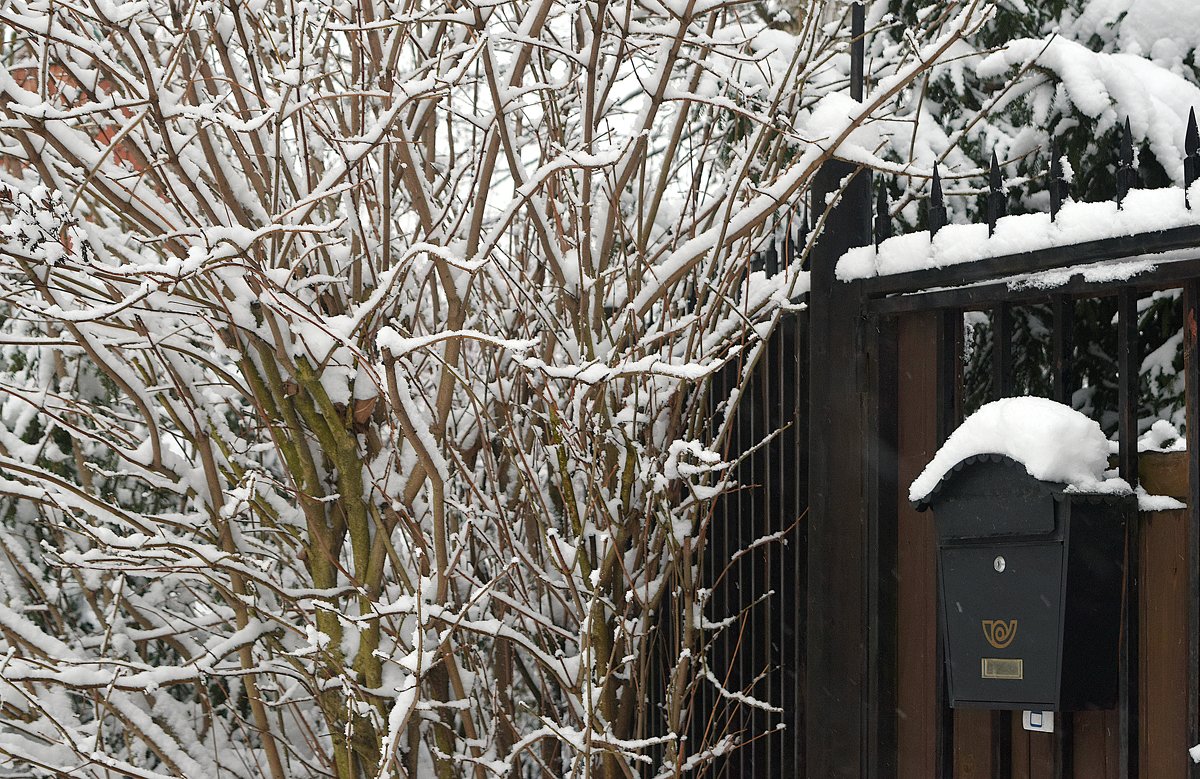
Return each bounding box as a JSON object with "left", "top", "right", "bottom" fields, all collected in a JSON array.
[
  {"left": 1049, "top": 141, "right": 1067, "bottom": 221},
  {"left": 764, "top": 244, "right": 779, "bottom": 276},
  {"left": 797, "top": 208, "right": 811, "bottom": 271},
  {"left": 874, "top": 183, "right": 892, "bottom": 248},
  {"left": 1117, "top": 118, "right": 1137, "bottom": 208},
  {"left": 928, "top": 164, "right": 947, "bottom": 237},
  {"left": 987, "top": 150, "right": 1006, "bottom": 236},
  {"left": 850, "top": 2, "right": 865, "bottom": 103},
  {"left": 1187, "top": 108, "right": 1200, "bottom": 160},
  {"left": 784, "top": 220, "right": 796, "bottom": 266},
  {"left": 1185, "top": 108, "right": 1199, "bottom": 208}
]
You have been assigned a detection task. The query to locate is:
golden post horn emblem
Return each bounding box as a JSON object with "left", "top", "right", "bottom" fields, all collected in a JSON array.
[{"left": 982, "top": 619, "right": 1018, "bottom": 650}]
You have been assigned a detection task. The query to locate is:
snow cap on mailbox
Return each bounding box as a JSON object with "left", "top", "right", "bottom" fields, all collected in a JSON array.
[
  {"left": 908, "top": 396, "right": 1133, "bottom": 711},
  {"left": 909, "top": 397, "right": 1128, "bottom": 508}
]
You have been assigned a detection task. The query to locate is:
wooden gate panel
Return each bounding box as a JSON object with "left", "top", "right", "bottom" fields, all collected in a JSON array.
[
  {"left": 1012, "top": 716, "right": 1058, "bottom": 779},
  {"left": 952, "top": 710, "right": 993, "bottom": 778},
  {"left": 1140, "top": 506, "right": 1189, "bottom": 778},
  {"left": 896, "top": 312, "right": 942, "bottom": 778},
  {"left": 1030, "top": 721, "right": 1058, "bottom": 778},
  {"left": 1072, "top": 710, "right": 1119, "bottom": 779}
]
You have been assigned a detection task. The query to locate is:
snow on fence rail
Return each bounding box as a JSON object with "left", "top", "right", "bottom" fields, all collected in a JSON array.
[{"left": 838, "top": 112, "right": 1200, "bottom": 283}]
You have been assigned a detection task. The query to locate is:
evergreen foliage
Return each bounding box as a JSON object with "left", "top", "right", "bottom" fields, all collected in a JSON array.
[{"left": 878, "top": 0, "right": 1197, "bottom": 435}]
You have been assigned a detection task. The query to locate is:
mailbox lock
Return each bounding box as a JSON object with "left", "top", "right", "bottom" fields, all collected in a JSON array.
[{"left": 993, "top": 556, "right": 1006, "bottom": 573}]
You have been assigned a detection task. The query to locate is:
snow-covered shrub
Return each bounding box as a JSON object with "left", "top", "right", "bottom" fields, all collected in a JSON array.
[{"left": 0, "top": 1, "right": 986, "bottom": 776}]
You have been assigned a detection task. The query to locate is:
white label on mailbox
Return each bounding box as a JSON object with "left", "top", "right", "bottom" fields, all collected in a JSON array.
[
  {"left": 1022, "top": 710, "right": 1054, "bottom": 733},
  {"left": 981, "top": 657, "right": 1023, "bottom": 679}
]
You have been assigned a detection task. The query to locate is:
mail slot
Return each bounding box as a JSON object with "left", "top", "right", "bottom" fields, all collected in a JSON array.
[{"left": 914, "top": 453, "right": 1132, "bottom": 711}]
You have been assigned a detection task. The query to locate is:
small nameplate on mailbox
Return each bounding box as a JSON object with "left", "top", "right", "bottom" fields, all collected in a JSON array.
[{"left": 981, "top": 657, "right": 1023, "bottom": 680}]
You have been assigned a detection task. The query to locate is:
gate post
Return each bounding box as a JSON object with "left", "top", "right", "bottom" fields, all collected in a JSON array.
[{"left": 806, "top": 155, "right": 873, "bottom": 776}]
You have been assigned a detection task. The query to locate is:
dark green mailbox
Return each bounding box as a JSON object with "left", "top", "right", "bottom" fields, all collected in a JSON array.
[{"left": 914, "top": 454, "right": 1131, "bottom": 710}]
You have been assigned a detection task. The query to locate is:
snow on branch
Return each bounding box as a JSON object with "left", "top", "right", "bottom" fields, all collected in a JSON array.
[{"left": 0, "top": 0, "right": 992, "bottom": 776}]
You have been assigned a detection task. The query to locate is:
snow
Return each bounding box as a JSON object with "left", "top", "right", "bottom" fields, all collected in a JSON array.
[
  {"left": 1135, "top": 422, "right": 1186, "bottom": 510},
  {"left": 1066, "top": 0, "right": 1200, "bottom": 72},
  {"left": 12, "top": 0, "right": 1188, "bottom": 773},
  {"left": 1011, "top": 258, "right": 1160, "bottom": 291},
  {"left": 1136, "top": 487, "right": 1185, "bottom": 512},
  {"left": 837, "top": 28, "right": 1200, "bottom": 283},
  {"left": 977, "top": 37, "right": 1200, "bottom": 184},
  {"left": 840, "top": 185, "right": 1200, "bottom": 281},
  {"left": 910, "top": 397, "right": 1125, "bottom": 503},
  {"left": 376, "top": 327, "right": 536, "bottom": 357},
  {"left": 1138, "top": 419, "right": 1186, "bottom": 453}
]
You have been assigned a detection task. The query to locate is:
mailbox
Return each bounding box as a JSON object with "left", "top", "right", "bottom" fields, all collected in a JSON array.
[{"left": 914, "top": 453, "right": 1132, "bottom": 711}]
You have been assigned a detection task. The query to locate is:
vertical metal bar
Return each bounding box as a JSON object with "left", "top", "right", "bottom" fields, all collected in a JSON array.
[
  {"left": 867, "top": 312, "right": 899, "bottom": 778},
  {"left": 1118, "top": 290, "right": 1139, "bottom": 483},
  {"left": 1050, "top": 142, "right": 1068, "bottom": 221},
  {"left": 936, "top": 309, "right": 961, "bottom": 777},
  {"left": 991, "top": 267, "right": 1013, "bottom": 779},
  {"left": 752, "top": 342, "right": 763, "bottom": 775},
  {"left": 763, "top": 309, "right": 772, "bottom": 777},
  {"left": 1052, "top": 293, "right": 1075, "bottom": 778},
  {"left": 795, "top": 308, "right": 809, "bottom": 777},
  {"left": 742, "top": 358, "right": 753, "bottom": 776},
  {"left": 1052, "top": 296, "right": 1074, "bottom": 405},
  {"left": 747, "top": 340, "right": 757, "bottom": 777},
  {"left": 724, "top": 360, "right": 737, "bottom": 776},
  {"left": 730, "top": 357, "right": 741, "bottom": 777},
  {"left": 1117, "top": 287, "right": 1140, "bottom": 779},
  {"left": 781, "top": 308, "right": 796, "bottom": 775},
  {"left": 937, "top": 310, "right": 962, "bottom": 444},
  {"left": 992, "top": 710, "right": 1012, "bottom": 779},
  {"left": 701, "top": 362, "right": 723, "bottom": 773},
  {"left": 777, "top": 302, "right": 787, "bottom": 772},
  {"left": 1184, "top": 281, "right": 1200, "bottom": 779},
  {"left": 747, "top": 358, "right": 756, "bottom": 777},
  {"left": 849, "top": 49, "right": 868, "bottom": 777},
  {"left": 850, "top": 2, "right": 864, "bottom": 102},
  {"left": 765, "top": 318, "right": 775, "bottom": 776},
  {"left": 1060, "top": 713, "right": 1073, "bottom": 779},
  {"left": 875, "top": 183, "right": 893, "bottom": 248},
  {"left": 764, "top": 343, "right": 772, "bottom": 773},
  {"left": 759, "top": 335, "right": 766, "bottom": 776},
  {"left": 992, "top": 303, "right": 1014, "bottom": 399}
]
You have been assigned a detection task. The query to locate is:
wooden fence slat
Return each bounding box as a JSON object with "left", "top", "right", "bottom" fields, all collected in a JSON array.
[
  {"left": 896, "top": 312, "right": 941, "bottom": 778},
  {"left": 1029, "top": 728, "right": 1057, "bottom": 778},
  {"left": 954, "top": 709, "right": 994, "bottom": 778},
  {"left": 1141, "top": 453, "right": 1189, "bottom": 499},
  {"left": 1013, "top": 719, "right": 1031, "bottom": 779},
  {"left": 1014, "top": 714, "right": 1059, "bottom": 779},
  {"left": 1185, "top": 281, "right": 1200, "bottom": 779},
  {"left": 1073, "top": 710, "right": 1119, "bottom": 779},
  {"left": 1139, "top": 508, "right": 1189, "bottom": 778},
  {"left": 889, "top": 340, "right": 1193, "bottom": 779}
]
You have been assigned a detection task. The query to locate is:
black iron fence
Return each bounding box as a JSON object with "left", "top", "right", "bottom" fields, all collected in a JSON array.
[{"left": 700, "top": 105, "right": 1200, "bottom": 777}]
